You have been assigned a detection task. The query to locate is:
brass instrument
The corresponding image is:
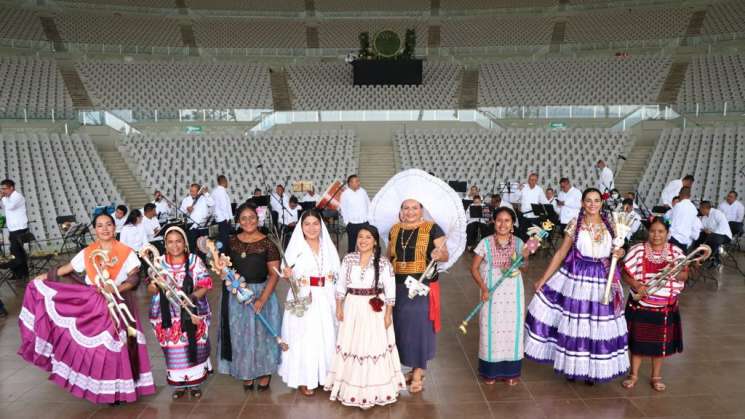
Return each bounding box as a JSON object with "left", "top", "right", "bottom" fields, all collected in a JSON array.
[
  {"left": 138, "top": 244, "right": 201, "bottom": 320},
  {"left": 89, "top": 249, "right": 138, "bottom": 337},
  {"left": 60, "top": 221, "right": 74, "bottom": 234},
  {"left": 0, "top": 254, "right": 15, "bottom": 264},
  {"left": 265, "top": 234, "right": 311, "bottom": 317},
  {"left": 632, "top": 245, "right": 711, "bottom": 301}
]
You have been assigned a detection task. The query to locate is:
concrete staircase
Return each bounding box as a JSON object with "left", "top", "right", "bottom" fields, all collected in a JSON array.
[
  {"left": 306, "top": 26, "right": 319, "bottom": 49},
  {"left": 656, "top": 60, "right": 690, "bottom": 105},
  {"left": 614, "top": 129, "right": 662, "bottom": 194},
  {"left": 458, "top": 68, "right": 479, "bottom": 109},
  {"left": 84, "top": 127, "right": 150, "bottom": 209},
  {"left": 270, "top": 68, "right": 293, "bottom": 111},
  {"left": 179, "top": 22, "right": 200, "bottom": 56},
  {"left": 56, "top": 60, "right": 93, "bottom": 108},
  {"left": 549, "top": 21, "right": 567, "bottom": 53},
  {"left": 682, "top": 10, "right": 707, "bottom": 45},
  {"left": 39, "top": 16, "right": 65, "bottom": 52},
  {"left": 428, "top": 25, "right": 441, "bottom": 49},
  {"left": 358, "top": 143, "right": 396, "bottom": 195}
]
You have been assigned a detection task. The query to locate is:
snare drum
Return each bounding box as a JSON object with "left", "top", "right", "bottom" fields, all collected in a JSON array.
[{"left": 316, "top": 180, "right": 346, "bottom": 212}]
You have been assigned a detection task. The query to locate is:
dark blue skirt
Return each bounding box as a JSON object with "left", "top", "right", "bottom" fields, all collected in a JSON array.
[
  {"left": 393, "top": 283, "right": 436, "bottom": 369},
  {"left": 478, "top": 359, "right": 521, "bottom": 380}
]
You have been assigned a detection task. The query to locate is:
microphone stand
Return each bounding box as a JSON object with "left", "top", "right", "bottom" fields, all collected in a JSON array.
[{"left": 257, "top": 164, "right": 288, "bottom": 249}]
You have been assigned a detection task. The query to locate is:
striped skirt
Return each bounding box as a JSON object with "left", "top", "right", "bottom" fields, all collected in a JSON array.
[{"left": 624, "top": 298, "right": 683, "bottom": 357}]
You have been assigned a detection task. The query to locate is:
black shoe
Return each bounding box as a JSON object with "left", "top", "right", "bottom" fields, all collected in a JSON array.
[
  {"left": 243, "top": 381, "right": 255, "bottom": 392},
  {"left": 257, "top": 375, "right": 272, "bottom": 392}
]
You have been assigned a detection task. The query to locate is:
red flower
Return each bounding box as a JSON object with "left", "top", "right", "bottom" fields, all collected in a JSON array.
[
  {"left": 601, "top": 192, "right": 610, "bottom": 201},
  {"left": 369, "top": 297, "right": 384, "bottom": 312}
]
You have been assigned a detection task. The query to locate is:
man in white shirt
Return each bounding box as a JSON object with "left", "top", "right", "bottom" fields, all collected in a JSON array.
[
  {"left": 556, "top": 177, "right": 582, "bottom": 231},
  {"left": 142, "top": 203, "right": 162, "bottom": 242},
  {"left": 668, "top": 187, "right": 701, "bottom": 253},
  {"left": 1, "top": 178, "right": 29, "bottom": 281},
  {"left": 595, "top": 160, "right": 615, "bottom": 193},
  {"left": 660, "top": 175, "right": 694, "bottom": 208},
  {"left": 153, "top": 190, "right": 172, "bottom": 222},
  {"left": 280, "top": 196, "right": 301, "bottom": 248},
  {"left": 212, "top": 175, "right": 234, "bottom": 249},
  {"left": 301, "top": 188, "right": 320, "bottom": 204},
  {"left": 694, "top": 201, "right": 732, "bottom": 265},
  {"left": 179, "top": 183, "right": 214, "bottom": 255},
  {"left": 621, "top": 199, "right": 641, "bottom": 242},
  {"left": 114, "top": 205, "right": 128, "bottom": 235},
  {"left": 518, "top": 173, "right": 548, "bottom": 240},
  {"left": 718, "top": 190, "right": 744, "bottom": 237},
  {"left": 339, "top": 174, "right": 370, "bottom": 253},
  {"left": 544, "top": 187, "right": 560, "bottom": 225},
  {"left": 269, "top": 184, "right": 290, "bottom": 228}
]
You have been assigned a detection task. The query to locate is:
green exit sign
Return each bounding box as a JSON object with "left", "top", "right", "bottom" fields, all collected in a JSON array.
[
  {"left": 184, "top": 125, "right": 203, "bottom": 134},
  {"left": 549, "top": 122, "right": 568, "bottom": 129}
]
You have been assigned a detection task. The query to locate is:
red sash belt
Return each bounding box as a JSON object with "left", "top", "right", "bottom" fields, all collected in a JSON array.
[
  {"left": 429, "top": 281, "right": 441, "bottom": 333},
  {"left": 309, "top": 276, "right": 325, "bottom": 287}
]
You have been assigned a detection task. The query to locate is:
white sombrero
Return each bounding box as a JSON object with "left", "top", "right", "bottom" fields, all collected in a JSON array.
[{"left": 369, "top": 169, "right": 467, "bottom": 272}]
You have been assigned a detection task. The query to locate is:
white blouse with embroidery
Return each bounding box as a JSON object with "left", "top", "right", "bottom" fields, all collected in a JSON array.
[{"left": 336, "top": 252, "right": 396, "bottom": 305}]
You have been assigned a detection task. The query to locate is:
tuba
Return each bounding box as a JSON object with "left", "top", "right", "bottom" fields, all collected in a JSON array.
[{"left": 89, "top": 249, "right": 138, "bottom": 337}]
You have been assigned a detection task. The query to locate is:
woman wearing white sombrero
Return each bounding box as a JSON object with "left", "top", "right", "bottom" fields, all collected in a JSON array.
[{"left": 369, "top": 169, "right": 467, "bottom": 393}]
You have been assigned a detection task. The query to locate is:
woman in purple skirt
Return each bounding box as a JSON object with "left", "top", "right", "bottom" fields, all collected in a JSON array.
[
  {"left": 19, "top": 213, "right": 156, "bottom": 404},
  {"left": 524, "top": 188, "right": 629, "bottom": 384}
]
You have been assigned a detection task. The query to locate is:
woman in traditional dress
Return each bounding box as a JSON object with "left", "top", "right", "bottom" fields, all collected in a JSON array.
[
  {"left": 217, "top": 203, "right": 282, "bottom": 392},
  {"left": 388, "top": 199, "right": 448, "bottom": 393},
  {"left": 146, "top": 226, "right": 212, "bottom": 399},
  {"left": 469, "top": 207, "right": 531, "bottom": 385},
  {"left": 278, "top": 209, "right": 340, "bottom": 396},
  {"left": 525, "top": 188, "right": 629, "bottom": 384},
  {"left": 325, "top": 225, "right": 405, "bottom": 408},
  {"left": 19, "top": 213, "right": 156, "bottom": 404},
  {"left": 621, "top": 217, "right": 687, "bottom": 392}
]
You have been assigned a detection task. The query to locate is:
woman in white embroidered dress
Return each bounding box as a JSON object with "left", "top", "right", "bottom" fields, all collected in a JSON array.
[
  {"left": 278, "top": 209, "right": 340, "bottom": 396},
  {"left": 325, "top": 225, "right": 405, "bottom": 409}
]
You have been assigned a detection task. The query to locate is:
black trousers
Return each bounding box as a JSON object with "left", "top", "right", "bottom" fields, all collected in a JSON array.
[
  {"left": 693, "top": 232, "right": 731, "bottom": 262},
  {"left": 217, "top": 220, "right": 232, "bottom": 251},
  {"left": 466, "top": 222, "right": 490, "bottom": 247},
  {"left": 729, "top": 221, "right": 743, "bottom": 237},
  {"left": 4, "top": 228, "right": 29, "bottom": 278},
  {"left": 669, "top": 237, "right": 690, "bottom": 254},
  {"left": 345, "top": 222, "right": 369, "bottom": 254}
]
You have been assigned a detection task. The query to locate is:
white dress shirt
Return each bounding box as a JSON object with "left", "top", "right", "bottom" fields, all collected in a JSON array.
[
  {"left": 1, "top": 190, "right": 28, "bottom": 231},
  {"left": 718, "top": 200, "right": 745, "bottom": 223},
  {"left": 180, "top": 194, "right": 214, "bottom": 228},
  {"left": 280, "top": 207, "right": 300, "bottom": 226},
  {"left": 702, "top": 208, "right": 732, "bottom": 239},
  {"left": 301, "top": 192, "right": 320, "bottom": 204},
  {"left": 119, "top": 223, "right": 148, "bottom": 252},
  {"left": 669, "top": 199, "right": 701, "bottom": 246},
  {"left": 211, "top": 185, "right": 233, "bottom": 223},
  {"left": 154, "top": 199, "right": 171, "bottom": 219},
  {"left": 519, "top": 185, "right": 547, "bottom": 219},
  {"left": 597, "top": 166, "right": 614, "bottom": 192},
  {"left": 114, "top": 214, "right": 127, "bottom": 233},
  {"left": 340, "top": 187, "right": 370, "bottom": 224},
  {"left": 142, "top": 215, "right": 161, "bottom": 241},
  {"left": 557, "top": 187, "right": 582, "bottom": 225},
  {"left": 269, "top": 192, "right": 290, "bottom": 215},
  {"left": 660, "top": 179, "right": 683, "bottom": 207}
]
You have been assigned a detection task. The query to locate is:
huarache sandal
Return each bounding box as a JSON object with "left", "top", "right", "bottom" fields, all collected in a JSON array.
[
  {"left": 257, "top": 375, "right": 272, "bottom": 392},
  {"left": 299, "top": 386, "right": 315, "bottom": 396},
  {"left": 172, "top": 389, "right": 187, "bottom": 400},
  {"left": 243, "top": 380, "right": 255, "bottom": 392},
  {"left": 504, "top": 378, "right": 519, "bottom": 386},
  {"left": 409, "top": 378, "right": 424, "bottom": 393},
  {"left": 622, "top": 374, "right": 638, "bottom": 389},
  {"left": 650, "top": 377, "right": 666, "bottom": 392},
  {"left": 190, "top": 387, "right": 202, "bottom": 399}
]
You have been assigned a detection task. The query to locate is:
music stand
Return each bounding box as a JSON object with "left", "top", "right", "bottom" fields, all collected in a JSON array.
[
  {"left": 651, "top": 205, "right": 669, "bottom": 215},
  {"left": 462, "top": 199, "right": 473, "bottom": 211},
  {"left": 532, "top": 204, "right": 558, "bottom": 251},
  {"left": 448, "top": 181, "right": 468, "bottom": 194},
  {"left": 248, "top": 195, "right": 270, "bottom": 207}
]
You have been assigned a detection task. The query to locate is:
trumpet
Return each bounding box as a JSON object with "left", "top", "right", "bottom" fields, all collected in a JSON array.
[
  {"left": 138, "top": 244, "right": 201, "bottom": 320},
  {"left": 89, "top": 249, "right": 138, "bottom": 337},
  {"left": 632, "top": 245, "right": 711, "bottom": 301}
]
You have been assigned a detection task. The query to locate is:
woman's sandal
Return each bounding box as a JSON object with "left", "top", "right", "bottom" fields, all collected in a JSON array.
[
  {"left": 483, "top": 378, "right": 497, "bottom": 385},
  {"left": 299, "top": 386, "right": 315, "bottom": 397},
  {"left": 409, "top": 379, "right": 424, "bottom": 393},
  {"left": 622, "top": 374, "right": 638, "bottom": 389},
  {"left": 405, "top": 372, "right": 426, "bottom": 384},
  {"left": 172, "top": 389, "right": 187, "bottom": 400},
  {"left": 650, "top": 377, "right": 666, "bottom": 392},
  {"left": 243, "top": 381, "right": 255, "bottom": 392},
  {"left": 504, "top": 378, "right": 519, "bottom": 386},
  {"left": 190, "top": 387, "right": 202, "bottom": 399}
]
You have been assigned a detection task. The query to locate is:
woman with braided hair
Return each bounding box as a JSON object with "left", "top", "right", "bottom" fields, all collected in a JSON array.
[
  {"left": 324, "top": 225, "right": 405, "bottom": 409},
  {"left": 147, "top": 226, "right": 212, "bottom": 399},
  {"left": 524, "top": 188, "right": 630, "bottom": 384}
]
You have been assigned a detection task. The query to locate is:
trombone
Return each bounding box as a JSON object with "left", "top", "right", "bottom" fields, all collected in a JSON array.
[
  {"left": 139, "top": 244, "right": 201, "bottom": 320},
  {"left": 631, "top": 244, "right": 711, "bottom": 301}
]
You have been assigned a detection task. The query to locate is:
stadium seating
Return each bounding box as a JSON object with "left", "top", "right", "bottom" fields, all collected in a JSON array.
[
  {"left": 0, "top": 57, "right": 74, "bottom": 120},
  {"left": 677, "top": 54, "right": 745, "bottom": 114}
]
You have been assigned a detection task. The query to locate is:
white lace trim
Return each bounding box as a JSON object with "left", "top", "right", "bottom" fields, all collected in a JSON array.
[
  {"left": 32, "top": 280, "right": 146, "bottom": 351},
  {"left": 51, "top": 357, "right": 154, "bottom": 395}
]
